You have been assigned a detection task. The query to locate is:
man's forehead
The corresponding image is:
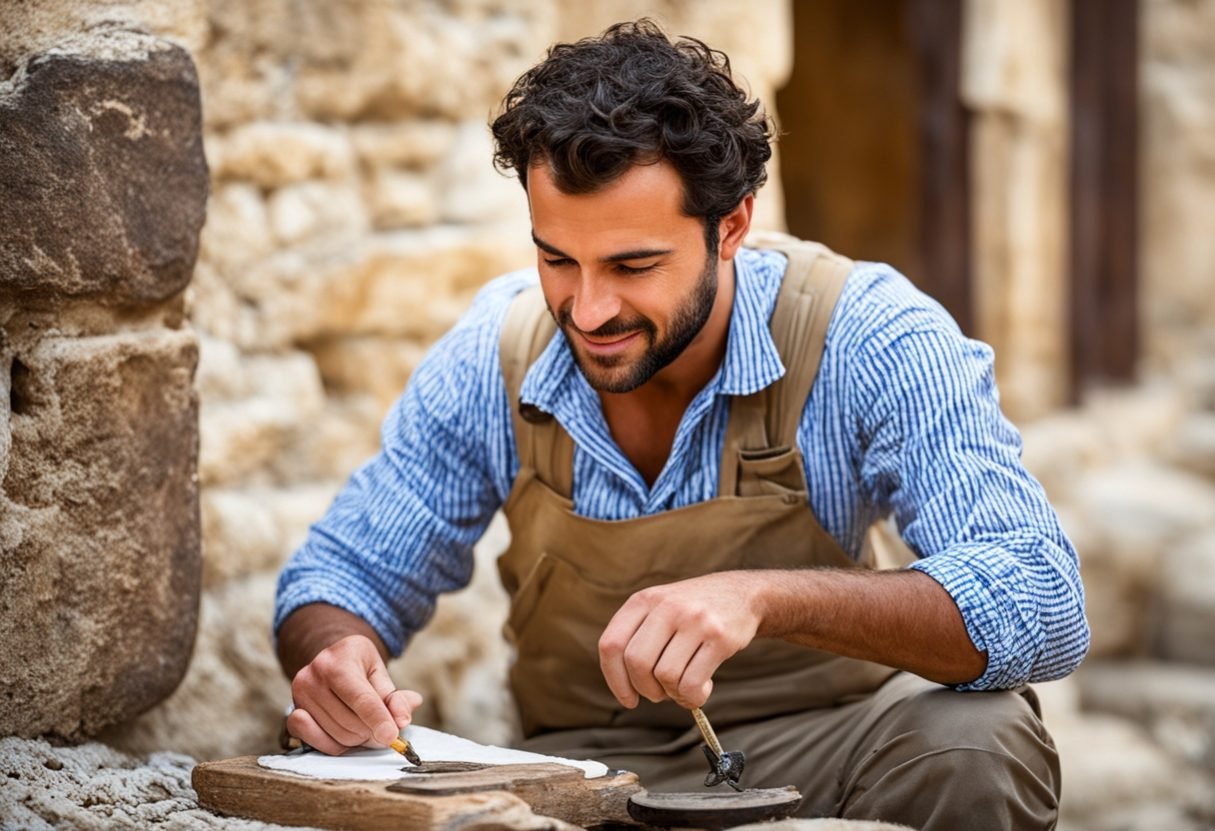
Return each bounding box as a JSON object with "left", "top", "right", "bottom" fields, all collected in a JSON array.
[{"left": 526, "top": 160, "right": 700, "bottom": 254}]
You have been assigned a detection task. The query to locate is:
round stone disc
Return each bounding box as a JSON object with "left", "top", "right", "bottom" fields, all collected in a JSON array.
[{"left": 627, "top": 786, "right": 802, "bottom": 829}]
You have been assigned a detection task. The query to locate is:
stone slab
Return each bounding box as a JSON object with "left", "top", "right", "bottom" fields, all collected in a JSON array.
[
  {"left": 0, "top": 328, "right": 200, "bottom": 737},
  {"left": 0, "top": 41, "right": 207, "bottom": 305}
]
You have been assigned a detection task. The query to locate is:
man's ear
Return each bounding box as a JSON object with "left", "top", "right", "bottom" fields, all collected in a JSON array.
[{"left": 716, "top": 194, "right": 754, "bottom": 261}]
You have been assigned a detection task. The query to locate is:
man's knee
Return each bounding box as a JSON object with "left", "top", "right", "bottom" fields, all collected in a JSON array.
[{"left": 841, "top": 686, "right": 1060, "bottom": 830}]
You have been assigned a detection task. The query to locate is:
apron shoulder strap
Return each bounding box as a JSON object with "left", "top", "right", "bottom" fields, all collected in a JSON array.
[
  {"left": 718, "top": 235, "right": 853, "bottom": 496},
  {"left": 499, "top": 285, "right": 574, "bottom": 498},
  {"left": 763, "top": 238, "right": 854, "bottom": 447}
]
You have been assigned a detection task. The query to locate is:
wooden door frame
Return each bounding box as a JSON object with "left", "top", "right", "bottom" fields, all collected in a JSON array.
[{"left": 1070, "top": 0, "right": 1140, "bottom": 394}]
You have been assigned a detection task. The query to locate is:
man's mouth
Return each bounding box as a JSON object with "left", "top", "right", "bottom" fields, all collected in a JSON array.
[{"left": 577, "top": 329, "right": 641, "bottom": 355}]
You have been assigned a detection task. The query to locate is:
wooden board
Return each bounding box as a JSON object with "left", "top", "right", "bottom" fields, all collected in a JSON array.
[{"left": 192, "top": 755, "right": 641, "bottom": 830}]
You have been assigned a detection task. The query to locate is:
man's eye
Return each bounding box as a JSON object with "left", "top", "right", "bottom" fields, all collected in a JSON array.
[
  {"left": 615, "top": 263, "right": 656, "bottom": 275},
  {"left": 543, "top": 258, "right": 573, "bottom": 268}
]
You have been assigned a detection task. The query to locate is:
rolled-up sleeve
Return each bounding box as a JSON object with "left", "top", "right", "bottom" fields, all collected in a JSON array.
[{"left": 844, "top": 274, "right": 1089, "bottom": 690}]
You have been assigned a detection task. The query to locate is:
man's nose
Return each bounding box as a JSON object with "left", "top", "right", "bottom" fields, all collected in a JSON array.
[{"left": 569, "top": 274, "right": 622, "bottom": 333}]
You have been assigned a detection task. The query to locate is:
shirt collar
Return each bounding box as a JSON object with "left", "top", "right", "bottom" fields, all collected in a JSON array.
[{"left": 519, "top": 247, "right": 788, "bottom": 413}]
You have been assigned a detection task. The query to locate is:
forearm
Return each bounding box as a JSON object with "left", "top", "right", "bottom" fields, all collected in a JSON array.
[
  {"left": 276, "top": 602, "right": 390, "bottom": 680},
  {"left": 751, "top": 568, "right": 987, "bottom": 685}
]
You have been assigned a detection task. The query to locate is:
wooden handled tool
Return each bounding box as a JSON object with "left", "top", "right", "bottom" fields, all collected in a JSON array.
[
  {"left": 690, "top": 708, "right": 745, "bottom": 792},
  {"left": 391, "top": 736, "right": 423, "bottom": 766}
]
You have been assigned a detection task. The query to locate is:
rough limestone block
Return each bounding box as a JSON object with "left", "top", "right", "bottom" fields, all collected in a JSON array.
[
  {"left": 309, "top": 335, "right": 428, "bottom": 410},
  {"left": 367, "top": 169, "right": 439, "bottom": 230},
  {"left": 1076, "top": 659, "right": 1215, "bottom": 775},
  {"left": 1066, "top": 462, "right": 1215, "bottom": 656},
  {"left": 209, "top": 122, "right": 356, "bottom": 188},
  {"left": 350, "top": 121, "right": 455, "bottom": 171},
  {"left": 1170, "top": 412, "right": 1215, "bottom": 479},
  {"left": 197, "top": 182, "right": 274, "bottom": 276},
  {"left": 267, "top": 181, "right": 369, "bottom": 247},
  {"left": 1050, "top": 709, "right": 1214, "bottom": 825},
  {"left": 267, "top": 394, "right": 384, "bottom": 484},
  {"left": 200, "top": 484, "right": 338, "bottom": 588},
  {"left": 1141, "top": 0, "right": 1215, "bottom": 365},
  {"left": 197, "top": 350, "right": 325, "bottom": 487},
  {"left": 0, "top": 329, "right": 200, "bottom": 738},
  {"left": 229, "top": 226, "right": 533, "bottom": 350},
  {"left": 437, "top": 120, "right": 529, "bottom": 224},
  {"left": 0, "top": 40, "right": 207, "bottom": 306},
  {"left": 1153, "top": 529, "right": 1215, "bottom": 666}
]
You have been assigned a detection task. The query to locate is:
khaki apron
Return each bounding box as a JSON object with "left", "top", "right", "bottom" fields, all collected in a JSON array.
[{"left": 496, "top": 240, "right": 897, "bottom": 739}]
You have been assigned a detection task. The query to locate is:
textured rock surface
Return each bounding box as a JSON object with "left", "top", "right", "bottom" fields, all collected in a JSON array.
[
  {"left": 0, "top": 737, "right": 299, "bottom": 830},
  {"left": 1, "top": 14, "right": 207, "bottom": 740},
  {"left": 0, "top": 37, "right": 208, "bottom": 304},
  {"left": 0, "top": 329, "right": 200, "bottom": 738},
  {"left": 1151, "top": 528, "right": 1215, "bottom": 665},
  {"left": 1076, "top": 660, "right": 1215, "bottom": 775},
  {"left": 1141, "top": 0, "right": 1215, "bottom": 369}
]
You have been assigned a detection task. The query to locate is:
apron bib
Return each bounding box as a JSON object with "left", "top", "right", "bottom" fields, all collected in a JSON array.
[{"left": 497, "top": 239, "right": 897, "bottom": 738}]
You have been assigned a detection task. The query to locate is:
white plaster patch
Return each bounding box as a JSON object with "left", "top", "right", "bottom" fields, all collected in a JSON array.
[{"left": 258, "top": 724, "right": 608, "bottom": 780}]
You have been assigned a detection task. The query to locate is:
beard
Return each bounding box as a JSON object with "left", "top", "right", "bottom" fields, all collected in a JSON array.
[{"left": 553, "top": 249, "right": 719, "bottom": 394}]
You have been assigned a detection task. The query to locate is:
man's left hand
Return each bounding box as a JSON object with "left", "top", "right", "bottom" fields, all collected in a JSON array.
[{"left": 598, "top": 571, "right": 765, "bottom": 709}]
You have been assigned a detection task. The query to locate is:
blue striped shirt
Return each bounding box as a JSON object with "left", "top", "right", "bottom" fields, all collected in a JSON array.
[{"left": 274, "top": 247, "right": 1089, "bottom": 691}]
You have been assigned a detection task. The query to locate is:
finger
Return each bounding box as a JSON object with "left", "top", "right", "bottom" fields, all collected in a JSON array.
[
  {"left": 366, "top": 662, "right": 396, "bottom": 700},
  {"left": 676, "top": 641, "right": 729, "bottom": 709},
  {"left": 599, "top": 600, "right": 652, "bottom": 708},
  {"left": 286, "top": 707, "right": 349, "bottom": 756},
  {"left": 652, "top": 629, "right": 703, "bottom": 705},
  {"left": 385, "top": 689, "right": 423, "bottom": 729},
  {"left": 302, "top": 689, "right": 375, "bottom": 747},
  {"left": 623, "top": 614, "right": 678, "bottom": 704},
  {"left": 331, "top": 671, "right": 399, "bottom": 746}
]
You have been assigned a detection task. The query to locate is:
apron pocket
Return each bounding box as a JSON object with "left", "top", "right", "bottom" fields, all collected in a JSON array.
[
  {"left": 736, "top": 446, "right": 807, "bottom": 498},
  {"left": 503, "top": 552, "right": 557, "bottom": 645}
]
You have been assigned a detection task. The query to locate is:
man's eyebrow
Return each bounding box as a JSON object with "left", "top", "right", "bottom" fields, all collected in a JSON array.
[{"left": 531, "top": 232, "right": 673, "bottom": 263}]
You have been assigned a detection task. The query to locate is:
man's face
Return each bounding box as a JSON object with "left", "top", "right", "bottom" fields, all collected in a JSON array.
[{"left": 527, "top": 161, "right": 720, "bottom": 394}]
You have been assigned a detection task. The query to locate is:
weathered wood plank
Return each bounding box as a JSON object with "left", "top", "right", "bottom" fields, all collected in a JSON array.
[{"left": 192, "top": 756, "right": 641, "bottom": 830}]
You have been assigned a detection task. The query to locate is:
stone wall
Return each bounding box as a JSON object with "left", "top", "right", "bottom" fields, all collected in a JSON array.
[
  {"left": 0, "top": 7, "right": 208, "bottom": 739},
  {"left": 1140, "top": 0, "right": 1215, "bottom": 373}
]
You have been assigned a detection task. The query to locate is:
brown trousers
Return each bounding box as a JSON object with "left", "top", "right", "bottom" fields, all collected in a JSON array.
[{"left": 520, "top": 672, "right": 1061, "bottom": 830}]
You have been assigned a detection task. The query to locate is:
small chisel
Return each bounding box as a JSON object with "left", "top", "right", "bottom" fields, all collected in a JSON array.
[
  {"left": 691, "top": 707, "right": 745, "bottom": 791},
  {"left": 390, "top": 736, "right": 423, "bottom": 766}
]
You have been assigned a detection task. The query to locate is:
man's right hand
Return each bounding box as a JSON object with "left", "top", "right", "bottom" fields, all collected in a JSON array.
[
  {"left": 286, "top": 634, "right": 423, "bottom": 755},
  {"left": 277, "top": 603, "right": 424, "bottom": 756}
]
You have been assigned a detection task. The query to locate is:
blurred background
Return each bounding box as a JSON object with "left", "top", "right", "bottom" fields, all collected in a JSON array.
[{"left": 2, "top": 1, "right": 1214, "bottom": 829}]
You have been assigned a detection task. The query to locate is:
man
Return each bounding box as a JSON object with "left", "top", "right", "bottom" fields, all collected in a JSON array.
[{"left": 275, "top": 20, "right": 1087, "bottom": 828}]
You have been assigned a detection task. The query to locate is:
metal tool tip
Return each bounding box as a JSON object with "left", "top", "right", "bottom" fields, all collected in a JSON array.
[{"left": 391, "top": 737, "right": 423, "bottom": 766}]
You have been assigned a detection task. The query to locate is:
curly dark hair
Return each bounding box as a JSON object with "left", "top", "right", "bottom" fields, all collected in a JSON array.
[{"left": 490, "top": 19, "right": 774, "bottom": 246}]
